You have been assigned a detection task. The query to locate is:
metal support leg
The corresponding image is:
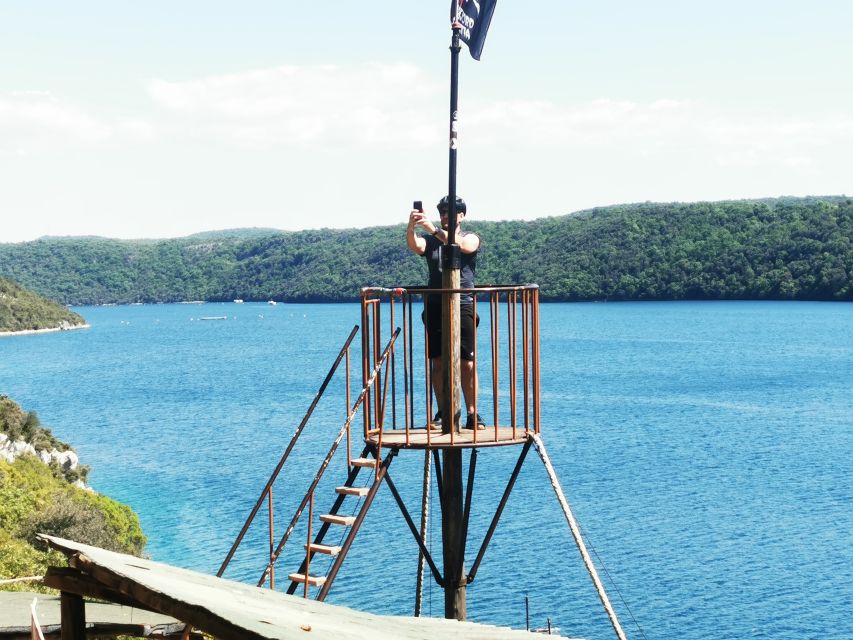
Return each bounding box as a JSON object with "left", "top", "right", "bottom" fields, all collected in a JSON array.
[
  {"left": 468, "top": 438, "right": 532, "bottom": 582},
  {"left": 385, "top": 471, "right": 444, "bottom": 588}
]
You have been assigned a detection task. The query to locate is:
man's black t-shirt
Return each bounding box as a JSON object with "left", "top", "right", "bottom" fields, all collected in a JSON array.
[{"left": 423, "top": 233, "right": 477, "bottom": 305}]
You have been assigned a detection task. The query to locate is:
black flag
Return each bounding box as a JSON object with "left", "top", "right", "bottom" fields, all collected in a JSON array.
[{"left": 451, "top": 0, "right": 497, "bottom": 61}]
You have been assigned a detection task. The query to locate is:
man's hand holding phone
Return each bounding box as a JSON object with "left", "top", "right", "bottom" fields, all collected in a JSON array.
[{"left": 410, "top": 200, "right": 428, "bottom": 228}]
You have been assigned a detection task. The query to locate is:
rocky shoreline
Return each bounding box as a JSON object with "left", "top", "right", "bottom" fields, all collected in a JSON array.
[{"left": 0, "top": 322, "right": 91, "bottom": 338}]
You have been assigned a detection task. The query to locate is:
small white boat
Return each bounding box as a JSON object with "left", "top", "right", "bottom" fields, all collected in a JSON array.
[
  {"left": 233, "top": 299, "right": 244, "bottom": 304},
  {"left": 267, "top": 300, "right": 277, "bottom": 306}
]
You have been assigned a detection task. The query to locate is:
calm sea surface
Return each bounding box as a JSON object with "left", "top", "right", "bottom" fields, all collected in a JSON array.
[{"left": 1, "top": 301, "right": 851, "bottom": 639}]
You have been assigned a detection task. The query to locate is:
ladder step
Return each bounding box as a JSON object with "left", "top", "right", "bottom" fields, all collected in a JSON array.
[
  {"left": 288, "top": 573, "right": 327, "bottom": 587},
  {"left": 304, "top": 543, "right": 341, "bottom": 556},
  {"left": 320, "top": 514, "right": 356, "bottom": 526},
  {"left": 335, "top": 485, "right": 369, "bottom": 497},
  {"left": 350, "top": 457, "right": 378, "bottom": 468}
]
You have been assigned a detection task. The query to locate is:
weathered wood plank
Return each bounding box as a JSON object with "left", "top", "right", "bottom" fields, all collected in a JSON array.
[
  {"left": 59, "top": 592, "right": 85, "bottom": 640},
  {"left": 37, "top": 535, "right": 563, "bottom": 640},
  {"left": 44, "top": 567, "right": 148, "bottom": 612}
]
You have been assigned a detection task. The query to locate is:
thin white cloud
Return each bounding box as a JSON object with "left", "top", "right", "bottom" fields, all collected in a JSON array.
[
  {"left": 4, "top": 63, "right": 852, "bottom": 172},
  {"left": 145, "top": 63, "right": 444, "bottom": 148},
  {"left": 463, "top": 97, "right": 853, "bottom": 172},
  {"left": 0, "top": 92, "right": 156, "bottom": 155},
  {"left": 148, "top": 63, "right": 435, "bottom": 115},
  {"left": 0, "top": 92, "right": 112, "bottom": 154}
]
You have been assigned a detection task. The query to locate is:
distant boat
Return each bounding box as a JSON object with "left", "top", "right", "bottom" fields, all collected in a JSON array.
[
  {"left": 267, "top": 300, "right": 277, "bottom": 306},
  {"left": 233, "top": 299, "right": 244, "bottom": 304},
  {"left": 199, "top": 316, "right": 227, "bottom": 321}
]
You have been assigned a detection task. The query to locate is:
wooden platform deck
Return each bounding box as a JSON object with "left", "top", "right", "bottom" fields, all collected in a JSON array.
[{"left": 366, "top": 426, "right": 532, "bottom": 449}]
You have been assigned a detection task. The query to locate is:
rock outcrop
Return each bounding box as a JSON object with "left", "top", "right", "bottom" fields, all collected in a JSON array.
[{"left": 0, "top": 432, "right": 89, "bottom": 490}]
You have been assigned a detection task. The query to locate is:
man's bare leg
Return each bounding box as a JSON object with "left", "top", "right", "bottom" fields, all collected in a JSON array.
[
  {"left": 461, "top": 360, "right": 483, "bottom": 428},
  {"left": 431, "top": 357, "right": 479, "bottom": 428},
  {"left": 430, "top": 357, "right": 443, "bottom": 426}
]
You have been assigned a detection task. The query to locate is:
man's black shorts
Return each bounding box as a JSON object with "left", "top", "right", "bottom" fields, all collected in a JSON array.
[{"left": 423, "top": 303, "right": 479, "bottom": 361}]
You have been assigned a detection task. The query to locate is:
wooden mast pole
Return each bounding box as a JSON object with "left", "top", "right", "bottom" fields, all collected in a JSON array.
[{"left": 440, "top": 11, "right": 467, "bottom": 621}]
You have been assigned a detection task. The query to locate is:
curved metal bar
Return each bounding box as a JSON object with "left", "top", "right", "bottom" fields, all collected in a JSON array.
[
  {"left": 363, "top": 284, "right": 540, "bottom": 297},
  {"left": 403, "top": 284, "right": 540, "bottom": 295}
]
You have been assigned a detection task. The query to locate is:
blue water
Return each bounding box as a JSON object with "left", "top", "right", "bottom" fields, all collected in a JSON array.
[{"left": 1, "top": 301, "right": 851, "bottom": 639}]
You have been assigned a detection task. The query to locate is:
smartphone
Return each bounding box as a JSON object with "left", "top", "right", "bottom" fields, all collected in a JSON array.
[{"left": 413, "top": 200, "right": 423, "bottom": 212}]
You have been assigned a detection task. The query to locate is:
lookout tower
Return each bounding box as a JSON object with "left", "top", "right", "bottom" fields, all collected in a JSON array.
[
  {"left": 218, "top": 283, "right": 628, "bottom": 639},
  {"left": 220, "top": 9, "right": 627, "bottom": 638}
]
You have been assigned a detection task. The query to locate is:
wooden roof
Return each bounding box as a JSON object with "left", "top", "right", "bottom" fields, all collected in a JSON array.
[{"left": 39, "top": 535, "right": 564, "bottom": 640}]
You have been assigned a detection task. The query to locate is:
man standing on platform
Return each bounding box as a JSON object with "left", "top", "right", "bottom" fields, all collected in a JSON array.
[{"left": 406, "top": 196, "right": 485, "bottom": 430}]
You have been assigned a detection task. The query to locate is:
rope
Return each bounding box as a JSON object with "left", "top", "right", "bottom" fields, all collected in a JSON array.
[
  {"left": 429, "top": 463, "right": 433, "bottom": 617},
  {"left": 582, "top": 527, "right": 649, "bottom": 640},
  {"left": 532, "top": 434, "right": 628, "bottom": 640},
  {"left": 0, "top": 576, "right": 43, "bottom": 585},
  {"left": 414, "top": 449, "right": 431, "bottom": 615}
]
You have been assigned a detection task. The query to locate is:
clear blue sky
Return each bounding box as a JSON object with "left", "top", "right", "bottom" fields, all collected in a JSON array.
[{"left": 2, "top": 1, "right": 851, "bottom": 242}]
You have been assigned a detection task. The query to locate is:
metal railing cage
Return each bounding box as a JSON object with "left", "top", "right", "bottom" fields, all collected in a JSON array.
[{"left": 360, "top": 283, "right": 541, "bottom": 447}]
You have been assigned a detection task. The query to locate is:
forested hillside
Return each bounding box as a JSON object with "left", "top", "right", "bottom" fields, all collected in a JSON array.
[
  {"left": 0, "top": 278, "right": 87, "bottom": 332},
  {"left": 0, "top": 196, "right": 850, "bottom": 304}
]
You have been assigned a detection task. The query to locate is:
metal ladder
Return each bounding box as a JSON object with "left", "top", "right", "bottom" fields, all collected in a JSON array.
[
  {"left": 286, "top": 445, "right": 397, "bottom": 598},
  {"left": 218, "top": 324, "right": 401, "bottom": 599}
]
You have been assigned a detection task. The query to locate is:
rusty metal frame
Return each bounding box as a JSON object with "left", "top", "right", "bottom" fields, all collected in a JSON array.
[
  {"left": 389, "top": 292, "right": 398, "bottom": 430},
  {"left": 402, "top": 290, "right": 412, "bottom": 444},
  {"left": 460, "top": 448, "right": 478, "bottom": 559},
  {"left": 304, "top": 493, "right": 314, "bottom": 598},
  {"left": 361, "top": 298, "right": 371, "bottom": 441},
  {"left": 373, "top": 301, "right": 382, "bottom": 431},
  {"left": 467, "top": 438, "right": 533, "bottom": 583},
  {"left": 383, "top": 471, "right": 445, "bottom": 588},
  {"left": 267, "top": 486, "right": 275, "bottom": 589},
  {"left": 533, "top": 287, "right": 541, "bottom": 433},
  {"left": 219, "top": 284, "right": 547, "bottom": 616},
  {"left": 490, "top": 290, "right": 500, "bottom": 436},
  {"left": 432, "top": 449, "right": 444, "bottom": 501},
  {"left": 360, "top": 284, "right": 540, "bottom": 442},
  {"left": 253, "top": 328, "right": 400, "bottom": 590},
  {"left": 217, "top": 324, "right": 360, "bottom": 579},
  {"left": 471, "top": 292, "right": 479, "bottom": 444},
  {"left": 508, "top": 289, "right": 518, "bottom": 436}
]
